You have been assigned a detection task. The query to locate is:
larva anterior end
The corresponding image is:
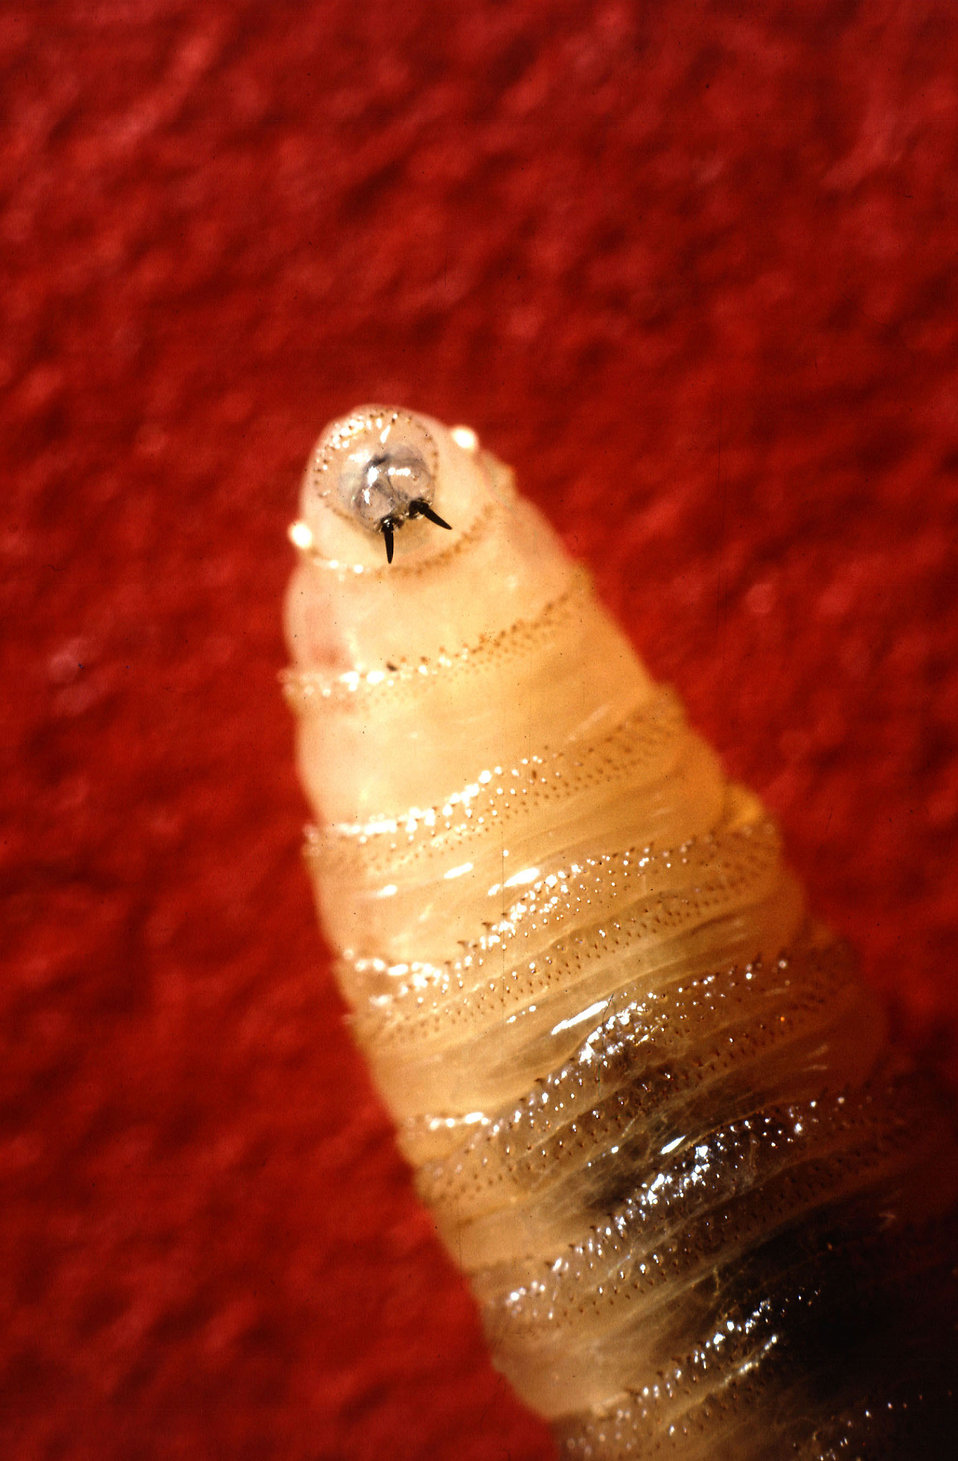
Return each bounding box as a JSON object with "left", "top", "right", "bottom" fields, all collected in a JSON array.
[
  {"left": 286, "top": 407, "right": 958, "bottom": 1457},
  {"left": 299, "top": 405, "right": 476, "bottom": 569}
]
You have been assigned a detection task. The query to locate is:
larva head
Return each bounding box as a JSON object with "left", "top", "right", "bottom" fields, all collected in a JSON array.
[
  {"left": 294, "top": 406, "right": 485, "bottom": 569},
  {"left": 285, "top": 407, "right": 647, "bottom": 832}
]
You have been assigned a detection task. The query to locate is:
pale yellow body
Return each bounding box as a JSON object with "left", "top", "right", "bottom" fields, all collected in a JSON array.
[{"left": 285, "top": 409, "right": 957, "bottom": 1458}]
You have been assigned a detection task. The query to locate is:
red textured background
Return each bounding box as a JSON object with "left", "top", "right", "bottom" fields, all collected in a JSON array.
[{"left": 4, "top": 3, "right": 958, "bottom": 1458}]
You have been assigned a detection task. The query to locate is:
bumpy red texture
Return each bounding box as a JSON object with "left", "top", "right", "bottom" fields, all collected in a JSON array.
[{"left": 4, "top": 3, "right": 958, "bottom": 1458}]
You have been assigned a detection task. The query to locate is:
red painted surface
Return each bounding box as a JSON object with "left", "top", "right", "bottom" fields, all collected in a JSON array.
[{"left": 3, "top": 3, "right": 958, "bottom": 1457}]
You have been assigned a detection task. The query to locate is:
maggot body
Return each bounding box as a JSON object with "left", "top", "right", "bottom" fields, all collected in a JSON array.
[{"left": 284, "top": 408, "right": 958, "bottom": 1458}]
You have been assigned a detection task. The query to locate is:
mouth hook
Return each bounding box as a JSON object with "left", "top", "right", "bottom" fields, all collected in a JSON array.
[
  {"left": 408, "top": 500, "right": 452, "bottom": 531},
  {"left": 379, "top": 501, "right": 452, "bottom": 563}
]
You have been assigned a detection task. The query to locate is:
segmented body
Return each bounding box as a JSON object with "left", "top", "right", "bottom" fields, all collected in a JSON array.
[{"left": 284, "top": 409, "right": 958, "bottom": 1458}]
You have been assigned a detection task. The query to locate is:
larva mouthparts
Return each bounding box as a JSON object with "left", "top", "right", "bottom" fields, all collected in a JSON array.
[{"left": 285, "top": 406, "right": 958, "bottom": 1458}]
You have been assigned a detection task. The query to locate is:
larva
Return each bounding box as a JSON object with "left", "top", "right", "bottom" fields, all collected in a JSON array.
[{"left": 283, "top": 406, "right": 958, "bottom": 1458}]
